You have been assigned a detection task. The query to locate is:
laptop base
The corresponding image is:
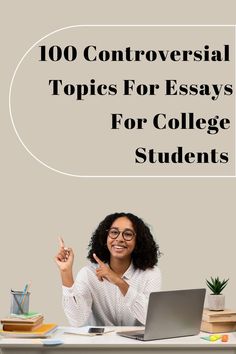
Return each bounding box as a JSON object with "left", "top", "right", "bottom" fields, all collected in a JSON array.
[{"left": 117, "top": 330, "right": 145, "bottom": 341}]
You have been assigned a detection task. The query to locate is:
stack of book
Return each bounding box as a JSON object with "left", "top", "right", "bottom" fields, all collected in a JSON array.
[
  {"left": 0, "top": 312, "right": 57, "bottom": 338},
  {"left": 201, "top": 308, "right": 236, "bottom": 333},
  {"left": 1, "top": 312, "right": 44, "bottom": 331}
]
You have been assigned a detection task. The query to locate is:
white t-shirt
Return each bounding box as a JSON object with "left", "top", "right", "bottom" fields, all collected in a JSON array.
[{"left": 62, "top": 262, "right": 161, "bottom": 327}]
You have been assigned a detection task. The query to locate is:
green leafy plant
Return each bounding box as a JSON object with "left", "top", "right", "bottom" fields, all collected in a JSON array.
[{"left": 206, "top": 276, "right": 229, "bottom": 295}]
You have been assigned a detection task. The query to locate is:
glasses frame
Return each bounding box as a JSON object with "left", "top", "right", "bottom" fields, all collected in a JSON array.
[{"left": 107, "top": 227, "right": 136, "bottom": 241}]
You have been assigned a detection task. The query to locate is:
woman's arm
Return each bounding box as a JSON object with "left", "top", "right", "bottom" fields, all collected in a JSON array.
[
  {"left": 62, "top": 269, "right": 93, "bottom": 327},
  {"left": 55, "top": 238, "right": 93, "bottom": 326},
  {"left": 92, "top": 253, "right": 161, "bottom": 325},
  {"left": 123, "top": 267, "right": 162, "bottom": 325}
]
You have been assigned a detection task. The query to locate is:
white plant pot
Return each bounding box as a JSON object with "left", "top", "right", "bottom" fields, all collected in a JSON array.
[{"left": 208, "top": 294, "right": 225, "bottom": 311}]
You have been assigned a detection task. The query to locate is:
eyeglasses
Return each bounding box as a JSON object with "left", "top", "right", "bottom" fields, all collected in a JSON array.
[{"left": 107, "top": 227, "right": 136, "bottom": 241}]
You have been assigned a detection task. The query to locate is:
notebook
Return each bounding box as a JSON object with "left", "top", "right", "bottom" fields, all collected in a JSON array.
[{"left": 117, "top": 288, "right": 206, "bottom": 341}]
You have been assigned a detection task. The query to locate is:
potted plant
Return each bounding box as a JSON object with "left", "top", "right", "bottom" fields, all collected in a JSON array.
[{"left": 206, "top": 276, "right": 229, "bottom": 311}]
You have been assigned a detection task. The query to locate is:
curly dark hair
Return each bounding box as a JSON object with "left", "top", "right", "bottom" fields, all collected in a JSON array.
[{"left": 87, "top": 212, "right": 160, "bottom": 270}]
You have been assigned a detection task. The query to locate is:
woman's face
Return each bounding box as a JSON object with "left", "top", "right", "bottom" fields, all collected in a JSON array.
[{"left": 106, "top": 216, "right": 136, "bottom": 262}]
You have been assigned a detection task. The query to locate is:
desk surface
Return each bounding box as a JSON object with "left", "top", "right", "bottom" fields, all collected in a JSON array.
[{"left": 1, "top": 327, "right": 236, "bottom": 354}]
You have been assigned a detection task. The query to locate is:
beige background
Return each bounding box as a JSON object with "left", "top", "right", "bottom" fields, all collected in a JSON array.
[{"left": 1, "top": 0, "right": 236, "bottom": 325}]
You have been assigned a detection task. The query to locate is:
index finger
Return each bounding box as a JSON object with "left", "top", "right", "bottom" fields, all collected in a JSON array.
[
  {"left": 59, "top": 236, "right": 65, "bottom": 248},
  {"left": 93, "top": 253, "right": 104, "bottom": 266}
]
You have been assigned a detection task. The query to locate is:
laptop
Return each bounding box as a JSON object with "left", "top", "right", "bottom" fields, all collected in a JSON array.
[{"left": 117, "top": 288, "right": 206, "bottom": 341}]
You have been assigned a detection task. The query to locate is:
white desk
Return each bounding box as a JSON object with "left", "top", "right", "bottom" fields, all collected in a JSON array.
[{"left": 1, "top": 327, "right": 236, "bottom": 354}]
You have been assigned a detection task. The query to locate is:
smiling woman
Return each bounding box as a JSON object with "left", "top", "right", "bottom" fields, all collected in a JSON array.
[{"left": 55, "top": 212, "right": 161, "bottom": 327}]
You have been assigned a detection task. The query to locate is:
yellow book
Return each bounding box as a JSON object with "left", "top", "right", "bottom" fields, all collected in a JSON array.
[{"left": 0, "top": 323, "right": 57, "bottom": 338}]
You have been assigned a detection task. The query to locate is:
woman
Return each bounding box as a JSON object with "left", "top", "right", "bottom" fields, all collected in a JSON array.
[{"left": 55, "top": 212, "right": 161, "bottom": 327}]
